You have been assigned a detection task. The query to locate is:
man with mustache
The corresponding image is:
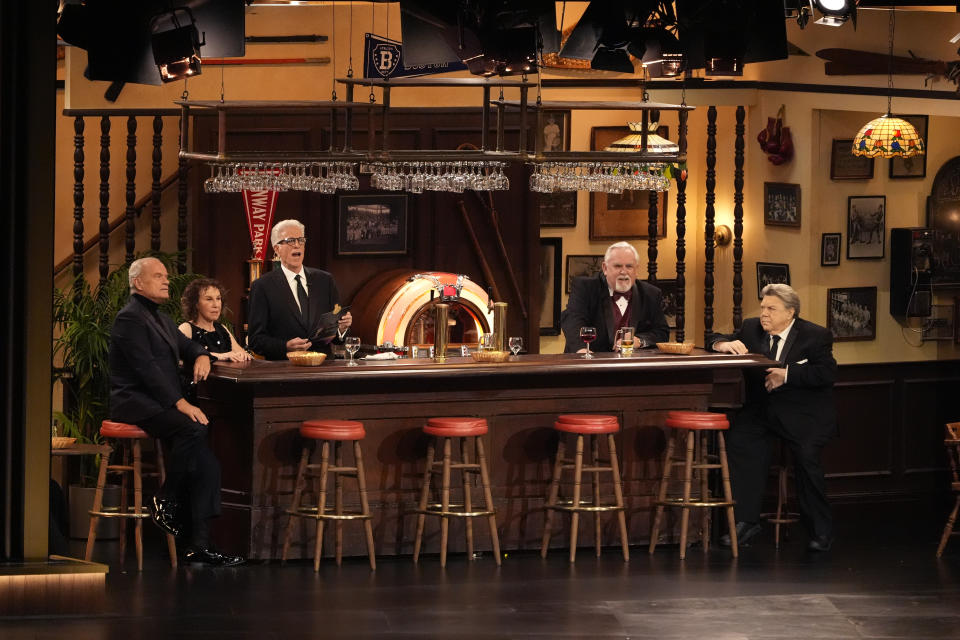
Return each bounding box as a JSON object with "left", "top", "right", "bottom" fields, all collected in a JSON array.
[{"left": 560, "top": 241, "right": 669, "bottom": 354}]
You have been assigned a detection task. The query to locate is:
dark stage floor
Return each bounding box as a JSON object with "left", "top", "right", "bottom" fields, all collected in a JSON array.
[{"left": 4, "top": 499, "right": 960, "bottom": 639}]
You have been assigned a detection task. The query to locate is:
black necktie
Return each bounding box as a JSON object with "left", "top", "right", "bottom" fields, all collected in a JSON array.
[
  {"left": 295, "top": 274, "right": 309, "bottom": 324},
  {"left": 765, "top": 334, "right": 781, "bottom": 360}
]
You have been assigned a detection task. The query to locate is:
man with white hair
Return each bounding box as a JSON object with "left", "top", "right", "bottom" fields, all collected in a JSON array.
[
  {"left": 247, "top": 219, "right": 353, "bottom": 360},
  {"left": 710, "top": 283, "right": 838, "bottom": 552},
  {"left": 560, "top": 241, "right": 669, "bottom": 353},
  {"left": 109, "top": 257, "right": 243, "bottom": 566}
]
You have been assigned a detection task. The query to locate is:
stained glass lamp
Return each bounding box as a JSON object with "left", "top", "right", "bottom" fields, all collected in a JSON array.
[
  {"left": 605, "top": 121, "right": 679, "bottom": 155},
  {"left": 851, "top": 113, "right": 925, "bottom": 158}
]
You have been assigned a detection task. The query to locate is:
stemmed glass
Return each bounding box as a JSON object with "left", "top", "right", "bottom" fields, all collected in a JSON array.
[
  {"left": 508, "top": 336, "right": 523, "bottom": 357},
  {"left": 344, "top": 336, "right": 361, "bottom": 366},
  {"left": 579, "top": 326, "right": 597, "bottom": 358}
]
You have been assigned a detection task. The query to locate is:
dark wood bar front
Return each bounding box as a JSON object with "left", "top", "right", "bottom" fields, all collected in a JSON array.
[{"left": 200, "top": 351, "right": 770, "bottom": 560}]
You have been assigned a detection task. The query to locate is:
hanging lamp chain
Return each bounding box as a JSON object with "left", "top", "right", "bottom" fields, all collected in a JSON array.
[
  {"left": 331, "top": 0, "right": 338, "bottom": 101},
  {"left": 347, "top": 1, "right": 354, "bottom": 78},
  {"left": 886, "top": 6, "right": 895, "bottom": 115}
]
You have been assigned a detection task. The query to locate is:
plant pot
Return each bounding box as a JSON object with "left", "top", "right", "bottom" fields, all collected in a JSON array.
[{"left": 68, "top": 483, "right": 121, "bottom": 540}]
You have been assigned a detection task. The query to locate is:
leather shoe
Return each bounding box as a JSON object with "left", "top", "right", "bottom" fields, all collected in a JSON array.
[
  {"left": 150, "top": 496, "right": 180, "bottom": 538},
  {"left": 807, "top": 535, "right": 833, "bottom": 552},
  {"left": 720, "top": 521, "right": 763, "bottom": 548},
  {"left": 184, "top": 547, "right": 246, "bottom": 567}
]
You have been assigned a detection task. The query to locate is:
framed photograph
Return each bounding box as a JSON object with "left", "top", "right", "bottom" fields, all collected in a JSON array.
[
  {"left": 565, "top": 254, "right": 604, "bottom": 293},
  {"left": 539, "top": 192, "right": 577, "bottom": 227},
  {"left": 847, "top": 195, "right": 885, "bottom": 259},
  {"left": 589, "top": 126, "right": 669, "bottom": 240},
  {"left": 763, "top": 182, "right": 801, "bottom": 227},
  {"left": 650, "top": 278, "right": 679, "bottom": 330},
  {"left": 539, "top": 238, "right": 562, "bottom": 336},
  {"left": 830, "top": 139, "right": 874, "bottom": 180},
  {"left": 756, "top": 262, "right": 791, "bottom": 299},
  {"left": 821, "top": 232, "right": 841, "bottom": 266},
  {"left": 889, "top": 114, "right": 928, "bottom": 179},
  {"left": 337, "top": 194, "right": 407, "bottom": 255},
  {"left": 827, "top": 286, "right": 877, "bottom": 341},
  {"left": 537, "top": 110, "right": 570, "bottom": 153}
]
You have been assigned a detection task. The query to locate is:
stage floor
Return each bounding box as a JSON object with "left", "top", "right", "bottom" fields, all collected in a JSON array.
[{"left": 4, "top": 498, "right": 960, "bottom": 639}]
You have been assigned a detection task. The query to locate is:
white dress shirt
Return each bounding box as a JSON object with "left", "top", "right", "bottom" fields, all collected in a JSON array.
[{"left": 280, "top": 263, "right": 307, "bottom": 312}]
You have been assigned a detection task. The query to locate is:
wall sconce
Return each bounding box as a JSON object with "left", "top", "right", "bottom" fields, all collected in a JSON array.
[{"left": 714, "top": 224, "right": 732, "bottom": 248}]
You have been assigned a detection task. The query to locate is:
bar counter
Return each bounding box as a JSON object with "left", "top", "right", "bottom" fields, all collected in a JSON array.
[{"left": 200, "top": 350, "right": 770, "bottom": 559}]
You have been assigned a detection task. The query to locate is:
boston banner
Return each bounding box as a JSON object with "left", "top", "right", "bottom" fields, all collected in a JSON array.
[{"left": 363, "top": 33, "right": 466, "bottom": 79}]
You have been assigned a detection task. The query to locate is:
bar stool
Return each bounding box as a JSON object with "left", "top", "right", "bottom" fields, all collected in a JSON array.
[
  {"left": 936, "top": 422, "right": 960, "bottom": 558},
  {"left": 85, "top": 420, "right": 178, "bottom": 570},
  {"left": 540, "top": 414, "right": 629, "bottom": 563},
  {"left": 412, "top": 417, "right": 501, "bottom": 567},
  {"left": 280, "top": 419, "right": 376, "bottom": 571},
  {"left": 648, "top": 410, "right": 737, "bottom": 559},
  {"left": 760, "top": 441, "right": 800, "bottom": 549}
]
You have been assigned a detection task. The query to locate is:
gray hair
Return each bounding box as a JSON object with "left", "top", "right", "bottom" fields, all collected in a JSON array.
[
  {"left": 271, "top": 219, "right": 305, "bottom": 246},
  {"left": 760, "top": 283, "right": 800, "bottom": 316},
  {"left": 128, "top": 257, "right": 159, "bottom": 293},
  {"left": 604, "top": 241, "right": 640, "bottom": 264}
]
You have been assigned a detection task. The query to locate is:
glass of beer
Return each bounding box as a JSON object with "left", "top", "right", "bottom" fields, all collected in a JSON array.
[{"left": 616, "top": 326, "right": 635, "bottom": 356}]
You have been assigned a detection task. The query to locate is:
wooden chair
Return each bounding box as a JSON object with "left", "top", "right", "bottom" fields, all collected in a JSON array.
[{"left": 936, "top": 422, "right": 960, "bottom": 558}]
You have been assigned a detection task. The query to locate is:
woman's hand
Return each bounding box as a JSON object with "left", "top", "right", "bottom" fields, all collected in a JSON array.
[{"left": 223, "top": 349, "right": 252, "bottom": 362}]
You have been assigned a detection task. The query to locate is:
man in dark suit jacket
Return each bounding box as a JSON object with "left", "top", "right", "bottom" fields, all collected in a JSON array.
[
  {"left": 247, "top": 219, "right": 352, "bottom": 360},
  {"left": 109, "top": 257, "right": 243, "bottom": 566},
  {"left": 560, "top": 241, "right": 669, "bottom": 353},
  {"left": 710, "top": 283, "right": 838, "bottom": 552}
]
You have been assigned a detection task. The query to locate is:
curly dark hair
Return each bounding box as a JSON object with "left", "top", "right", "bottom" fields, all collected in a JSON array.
[{"left": 181, "top": 278, "right": 226, "bottom": 322}]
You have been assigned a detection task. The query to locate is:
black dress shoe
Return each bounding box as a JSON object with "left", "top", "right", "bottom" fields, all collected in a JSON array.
[
  {"left": 720, "top": 521, "right": 763, "bottom": 548},
  {"left": 150, "top": 496, "right": 181, "bottom": 538},
  {"left": 183, "top": 547, "right": 246, "bottom": 567},
  {"left": 807, "top": 535, "right": 833, "bottom": 552}
]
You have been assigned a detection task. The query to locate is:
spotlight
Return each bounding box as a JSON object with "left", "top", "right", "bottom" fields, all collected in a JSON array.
[
  {"left": 813, "top": 0, "right": 855, "bottom": 27},
  {"left": 151, "top": 7, "right": 205, "bottom": 83}
]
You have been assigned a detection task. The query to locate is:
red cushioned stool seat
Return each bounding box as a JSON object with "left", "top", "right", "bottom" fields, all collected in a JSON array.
[
  {"left": 413, "top": 417, "right": 500, "bottom": 567},
  {"left": 541, "top": 415, "right": 629, "bottom": 563},
  {"left": 100, "top": 420, "right": 149, "bottom": 439},
  {"left": 282, "top": 419, "right": 376, "bottom": 571},
  {"left": 301, "top": 419, "right": 366, "bottom": 441}
]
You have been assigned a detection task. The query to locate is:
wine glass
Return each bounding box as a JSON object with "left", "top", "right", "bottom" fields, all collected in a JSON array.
[
  {"left": 508, "top": 336, "right": 523, "bottom": 357},
  {"left": 579, "top": 326, "right": 597, "bottom": 358},
  {"left": 345, "top": 336, "right": 361, "bottom": 366}
]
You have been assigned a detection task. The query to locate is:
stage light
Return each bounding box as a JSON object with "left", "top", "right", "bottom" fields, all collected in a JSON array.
[
  {"left": 813, "top": 0, "right": 855, "bottom": 26},
  {"left": 151, "top": 7, "right": 205, "bottom": 83}
]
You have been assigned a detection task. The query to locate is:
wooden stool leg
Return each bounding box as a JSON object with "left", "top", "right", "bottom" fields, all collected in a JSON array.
[
  {"left": 118, "top": 444, "right": 129, "bottom": 567},
  {"left": 678, "top": 430, "right": 695, "bottom": 560},
  {"left": 540, "top": 438, "right": 566, "bottom": 558},
  {"left": 155, "top": 440, "right": 177, "bottom": 568},
  {"left": 774, "top": 466, "right": 787, "bottom": 549},
  {"left": 353, "top": 440, "right": 377, "bottom": 570},
  {"left": 460, "top": 437, "right": 475, "bottom": 559},
  {"left": 334, "top": 442, "right": 344, "bottom": 566},
  {"left": 592, "top": 436, "right": 602, "bottom": 558},
  {"left": 133, "top": 441, "right": 144, "bottom": 571},
  {"left": 475, "top": 436, "right": 501, "bottom": 566},
  {"left": 313, "top": 441, "right": 331, "bottom": 572},
  {"left": 568, "top": 434, "right": 585, "bottom": 563},
  {"left": 937, "top": 495, "right": 960, "bottom": 558},
  {"left": 281, "top": 446, "right": 311, "bottom": 564},
  {"left": 84, "top": 443, "right": 111, "bottom": 562},
  {"left": 717, "top": 432, "right": 739, "bottom": 558},
  {"left": 648, "top": 431, "right": 677, "bottom": 554},
  {"left": 439, "top": 438, "right": 452, "bottom": 568},
  {"left": 699, "top": 433, "right": 711, "bottom": 554},
  {"left": 607, "top": 434, "right": 629, "bottom": 562},
  {"left": 412, "top": 439, "right": 436, "bottom": 564}
]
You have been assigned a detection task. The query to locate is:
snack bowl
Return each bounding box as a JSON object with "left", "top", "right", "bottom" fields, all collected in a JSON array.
[
  {"left": 656, "top": 341, "right": 696, "bottom": 355},
  {"left": 286, "top": 351, "right": 328, "bottom": 366},
  {"left": 470, "top": 350, "right": 511, "bottom": 363},
  {"left": 51, "top": 436, "right": 77, "bottom": 449}
]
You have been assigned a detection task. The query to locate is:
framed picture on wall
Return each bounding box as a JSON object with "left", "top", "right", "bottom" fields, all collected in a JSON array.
[
  {"left": 847, "top": 195, "right": 885, "bottom": 259},
  {"left": 889, "top": 114, "right": 928, "bottom": 179},
  {"left": 827, "top": 286, "right": 877, "bottom": 341},
  {"left": 830, "top": 139, "right": 874, "bottom": 180},
  {"left": 756, "top": 262, "right": 791, "bottom": 299},
  {"left": 539, "top": 238, "right": 562, "bottom": 336},
  {"left": 537, "top": 110, "right": 570, "bottom": 153},
  {"left": 336, "top": 194, "right": 408, "bottom": 255},
  {"left": 565, "top": 254, "right": 604, "bottom": 293},
  {"left": 538, "top": 192, "right": 577, "bottom": 227},
  {"left": 763, "top": 182, "right": 801, "bottom": 227},
  {"left": 821, "top": 233, "right": 841, "bottom": 266},
  {"left": 650, "top": 278, "right": 679, "bottom": 330},
  {"left": 589, "top": 126, "right": 668, "bottom": 240}
]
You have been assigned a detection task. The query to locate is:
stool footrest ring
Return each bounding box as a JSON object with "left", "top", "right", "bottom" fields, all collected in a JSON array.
[
  {"left": 88, "top": 509, "right": 151, "bottom": 519},
  {"left": 286, "top": 508, "right": 372, "bottom": 521},
  {"left": 413, "top": 508, "right": 496, "bottom": 518},
  {"left": 654, "top": 497, "right": 735, "bottom": 508},
  {"left": 548, "top": 504, "right": 625, "bottom": 513}
]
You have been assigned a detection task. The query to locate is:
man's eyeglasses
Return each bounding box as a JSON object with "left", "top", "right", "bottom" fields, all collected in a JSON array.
[{"left": 276, "top": 237, "right": 306, "bottom": 247}]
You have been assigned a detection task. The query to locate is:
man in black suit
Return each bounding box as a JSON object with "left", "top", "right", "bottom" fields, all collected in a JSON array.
[
  {"left": 560, "top": 241, "right": 669, "bottom": 353},
  {"left": 247, "top": 219, "right": 353, "bottom": 360},
  {"left": 710, "top": 283, "right": 837, "bottom": 551},
  {"left": 109, "top": 257, "right": 243, "bottom": 566}
]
